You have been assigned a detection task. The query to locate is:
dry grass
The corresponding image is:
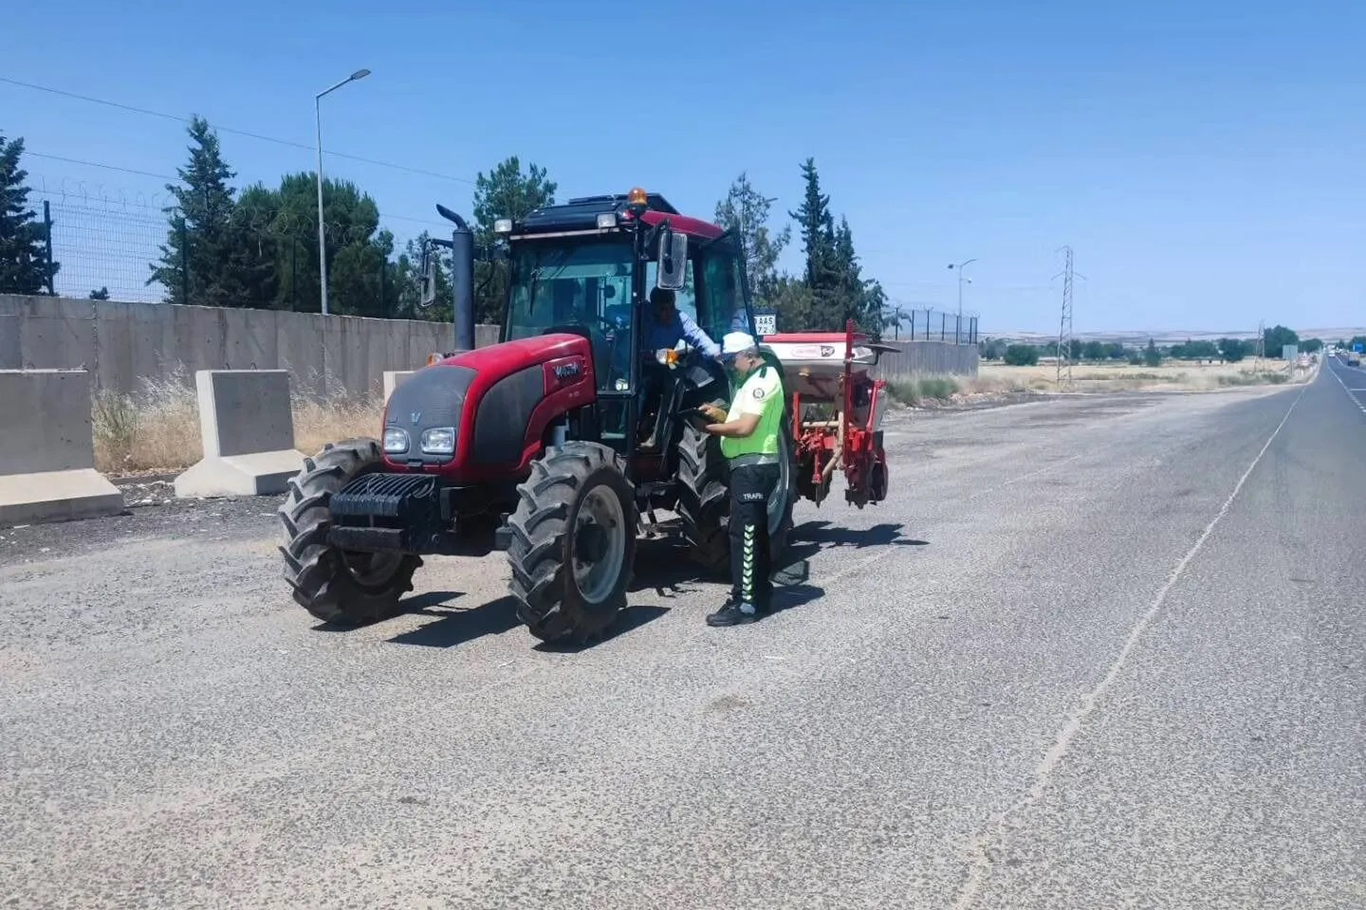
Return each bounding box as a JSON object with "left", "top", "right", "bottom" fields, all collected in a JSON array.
[
  {"left": 293, "top": 394, "right": 384, "bottom": 458},
  {"left": 883, "top": 358, "right": 1309, "bottom": 409},
  {"left": 977, "top": 358, "right": 1304, "bottom": 394},
  {"left": 884, "top": 369, "right": 1044, "bottom": 406},
  {"left": 92, "top": 373, "right": 383, "bottom": 476}
]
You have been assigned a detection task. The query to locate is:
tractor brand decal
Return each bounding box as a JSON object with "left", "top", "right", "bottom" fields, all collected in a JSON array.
[
  {"left": 788, "top": 344, "right": 839, "bottom": 359},
  {"left": 553, "top": 362, "right": 583, "bottom": 380}
]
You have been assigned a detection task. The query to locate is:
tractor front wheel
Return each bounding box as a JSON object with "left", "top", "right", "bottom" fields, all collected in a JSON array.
[
  {"left": 278, "top": 439, "right": 422, "bottom": 626},
  {"left": 506, "top": 442, "right": 637, "bottom": 643}
]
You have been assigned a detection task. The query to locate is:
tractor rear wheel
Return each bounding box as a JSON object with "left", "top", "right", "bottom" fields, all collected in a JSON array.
[
  {"left": 506, "top": 442, "right": 636, "bottom": 643},
  {"left": 278, "top": 439, "right": 421, "bottom": 626},
  {"left": 767, "top": 419, "right": 798, "bottom": 561},
  {"left": 676, "top": 398, "right": 730, "bottom": 572},
  {"left": 677, "top": 404, "right": 797, "bottom": 573}
]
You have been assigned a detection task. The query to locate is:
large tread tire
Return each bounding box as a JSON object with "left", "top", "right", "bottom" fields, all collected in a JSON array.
[
  {"left": 677, "top": 402, "right": 798, "bottom": 574},
  {"left": 767, "top": 418, "right": 798, "bottom": 565},
  {"left": 278, "top": 438, "right": 422, "bottom": 626},
  {"left": 677, "top": 397, "right": 730, "bottom": 572},
  {"left": 506, "top": 442, "right": 636, "bottom": 643}
]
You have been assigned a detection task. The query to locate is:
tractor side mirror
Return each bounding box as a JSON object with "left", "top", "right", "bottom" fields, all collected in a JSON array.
[
  {"left": 419, "top": 243, "right": 437, "bottom": 309},
  {"left": 656, "top": 229, "right": 688, "bottom": 291}
]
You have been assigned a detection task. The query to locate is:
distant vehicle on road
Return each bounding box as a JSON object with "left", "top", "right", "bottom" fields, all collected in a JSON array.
[{"left": 1348, "top": 354, "right": 1361, "bottom": 367}]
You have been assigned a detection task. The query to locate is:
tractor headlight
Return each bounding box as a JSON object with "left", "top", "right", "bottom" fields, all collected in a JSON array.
[
  {"left": 383, "top": 427, "right": 410, "bottom": 454},
  {"left": 420, "top": 427, "right": 456, "bottom": 455}
]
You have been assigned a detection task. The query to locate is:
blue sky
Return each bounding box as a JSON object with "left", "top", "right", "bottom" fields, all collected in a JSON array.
[{"left": 4, "top": 0, "right": 1363, "bottom": 333}]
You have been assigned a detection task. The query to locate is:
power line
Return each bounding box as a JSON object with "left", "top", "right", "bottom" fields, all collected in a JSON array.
[
  {"left": 25, "top": 152, "right": 450, "bottom": 229},
  {"left": 0, "top": 75, "right": 476, "bottom": 186},
  {"left": 26, "top": 152, "right": 175, "bottom": 182}
]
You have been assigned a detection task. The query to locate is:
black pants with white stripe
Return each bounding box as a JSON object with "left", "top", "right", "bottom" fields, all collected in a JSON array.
[{"left": 728, "top": 463, "right": 779, "bottom": 608}]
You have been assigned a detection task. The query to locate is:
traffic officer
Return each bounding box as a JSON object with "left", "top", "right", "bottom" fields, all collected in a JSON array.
[{"left": 699, "top": 331, "right": 785, "bottom": 626}]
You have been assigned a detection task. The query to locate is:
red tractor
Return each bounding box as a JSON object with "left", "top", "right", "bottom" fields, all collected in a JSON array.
[{"left": 279, "top": 189, "right": 800, "bottom": 642}]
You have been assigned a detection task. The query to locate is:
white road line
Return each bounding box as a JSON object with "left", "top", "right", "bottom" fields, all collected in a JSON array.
[
  {"left": 1327, "top": 364, "right": 1366, "bottom": 412},
  {"left": 952, "top": 382, "right": 1310, "bottom": 910}
]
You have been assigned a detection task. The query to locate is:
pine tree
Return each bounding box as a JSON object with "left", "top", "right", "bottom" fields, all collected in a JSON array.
[
  {"left": 149, "top": 116, "right": 245, "bottom": 306},
  {"left": 789, "top": 158, "right": 837, "bottom": 290},
  {"left": 714, "top": 173, "right": 789, "bottom": 305},
  {"left": 471, "top": 156, "right": 557, "bottom": 325},
  {"left": 786, "top": 159, "right": 849, "bottom": 329},
  {"left": 0, "top": 133, "right": 57, "bottom": 295}
]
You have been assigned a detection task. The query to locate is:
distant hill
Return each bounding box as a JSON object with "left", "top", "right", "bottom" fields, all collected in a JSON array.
[{"left": 980, "top": 327, "right": 1366, "bottom": 346}]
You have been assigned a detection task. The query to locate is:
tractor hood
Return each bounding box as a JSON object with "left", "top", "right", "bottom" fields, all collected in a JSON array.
[
  {"left": 383, "top": 333, "right": 596, "bottom": 480},
  {"left": 435, "top": 333, "right": 589, "bottom": 375}
]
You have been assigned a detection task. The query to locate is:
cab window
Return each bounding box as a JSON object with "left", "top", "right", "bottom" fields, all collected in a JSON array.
[{"left": 697, "top": 245, "right": 752, "bottom": 343}]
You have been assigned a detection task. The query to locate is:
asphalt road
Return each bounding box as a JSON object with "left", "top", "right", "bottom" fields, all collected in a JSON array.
[{"left": 2, "top": 370, "right": 1363, "bottom": 909}]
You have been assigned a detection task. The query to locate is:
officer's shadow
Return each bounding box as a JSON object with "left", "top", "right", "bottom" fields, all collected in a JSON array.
[{"left": 628, "top": 525, "right": 840, "bottom": 619}]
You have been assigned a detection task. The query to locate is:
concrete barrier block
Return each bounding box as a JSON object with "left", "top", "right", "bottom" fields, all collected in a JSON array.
[
  {"left": 174, "top": 370, "right": 304, "bottom": 498},
  {"left": 0, "top": 370, "right": 124, "bottom": 525},
  {"left": 383, "top": 370, "right": 414, "bottom": 401}
]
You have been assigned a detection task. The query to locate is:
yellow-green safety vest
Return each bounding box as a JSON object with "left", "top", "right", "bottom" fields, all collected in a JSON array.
[{"left": 720, "top": 365, "right": 784, "bottom": 463}]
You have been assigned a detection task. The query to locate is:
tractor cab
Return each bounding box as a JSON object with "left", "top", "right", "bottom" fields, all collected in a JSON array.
[{"left": 495, "top": 189, "right": 753, "bottom": 460}]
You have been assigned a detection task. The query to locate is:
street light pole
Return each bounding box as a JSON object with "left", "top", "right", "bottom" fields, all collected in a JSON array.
[
  {"left": 314, "top": 68, "right": 370, "bottom": 316},
  {"left": 947, "top": 258, "right": 977, "bottom": 343}
]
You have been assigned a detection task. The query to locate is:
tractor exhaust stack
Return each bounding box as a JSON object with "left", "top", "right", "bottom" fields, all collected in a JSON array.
[{"left": 436, "top": 203, "right": 476, "bottom": 352}]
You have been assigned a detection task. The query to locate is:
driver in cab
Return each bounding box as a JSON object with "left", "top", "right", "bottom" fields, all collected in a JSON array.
[
  {"left": 643, "top": 287, "right": 719, "bottom": 359},
  {"left": 638, "top": 288, "right": 719, "bottom": 445}
]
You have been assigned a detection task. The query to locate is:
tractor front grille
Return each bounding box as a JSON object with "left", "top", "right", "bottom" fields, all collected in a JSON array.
[{"left": 331, "top": 473, "right": 439, "bottom": 521}]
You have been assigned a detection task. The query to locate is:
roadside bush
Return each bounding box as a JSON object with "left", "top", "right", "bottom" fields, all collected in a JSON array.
[
  {"left": 92, "top": 388, "right": 139, "bottom": 472},
  {"left": 885, "top": 375, "right": 961, "bottom": 406},
  {"left": 1003, "top": 344, "right": 1039, "bottom": 366}
]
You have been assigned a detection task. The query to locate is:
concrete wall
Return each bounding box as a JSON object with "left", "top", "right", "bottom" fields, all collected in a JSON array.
[
  {"left": 0, "top": 294, "right": 501, "bottom": 399},
  {"left": 872, "top": 340, "right": 979, "bottom": 377},
  {"left": 0, "top": 294, "right": 976, "bottom": 393},
  {"left": 0, "top": 369, "right": 97, "bottom": 475}
]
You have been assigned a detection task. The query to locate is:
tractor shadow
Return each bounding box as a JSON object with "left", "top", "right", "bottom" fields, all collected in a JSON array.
[
  {"left": 627, "top": 535, "right": 718, "bottom": 599},
  {"left": 786, "top": 521, "right": 927, "bottom": 565},
  {"left": 532, "top": 603, "right": 671, "bottom": 654},
  {"left": 384, "top": 591, "right": 522, "bottom": 648}
]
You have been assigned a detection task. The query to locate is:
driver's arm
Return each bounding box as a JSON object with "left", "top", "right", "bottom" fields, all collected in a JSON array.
[{"left": 677, "top": 311, "right": 721, "bottom": 358}]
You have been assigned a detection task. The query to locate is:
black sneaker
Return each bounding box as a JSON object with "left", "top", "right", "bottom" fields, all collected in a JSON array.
[{"left": 707, "top": 601, "right": 758, "bottom": 626}]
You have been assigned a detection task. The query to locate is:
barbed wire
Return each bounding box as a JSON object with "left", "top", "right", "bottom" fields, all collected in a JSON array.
[
  {"left": 2, "top": 75, "right": 477, "bottom": 186},
  {"left": 28, "top": 169, "right": 451, "bottom": 231}
]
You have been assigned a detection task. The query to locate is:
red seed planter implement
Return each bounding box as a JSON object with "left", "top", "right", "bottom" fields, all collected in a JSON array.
[{"left": 764, "top": 319, "right": 896, "bottom": 509}]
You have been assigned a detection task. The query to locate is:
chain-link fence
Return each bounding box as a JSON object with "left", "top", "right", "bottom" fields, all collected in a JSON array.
[
  {"left": 25, "top": 190, "right": 985, "bottom": 343},
  {"left": 28, "top": 189, "right": 421, "bottom": 317},
  {"left": 38, "top": 196, "right": 165, "bottom": 301},
  {"left": 882, "top": 307, "right": 979, "bottom": 345}
]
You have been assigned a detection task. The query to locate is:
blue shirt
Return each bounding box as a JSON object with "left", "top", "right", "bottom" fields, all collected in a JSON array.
[{"left": 643, "top": 309, "right": 720, "bottom": 358}]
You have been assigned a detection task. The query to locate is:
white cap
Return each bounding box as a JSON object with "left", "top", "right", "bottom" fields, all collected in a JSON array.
[{"left": 721, "top": 331, "right": 757, "bottom": 356}]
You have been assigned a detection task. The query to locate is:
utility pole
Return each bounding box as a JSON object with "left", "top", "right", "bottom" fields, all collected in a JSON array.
[
  {"left": 314, "top": 68, "right": 371, "bottom": 316},
  {"left": 1255, "top": 319, "right": 1265, "bottom": 370},
  {"left": 1056, "top": 246, "right": 1075, "bottom": 390},
  {"left": 947, "top": 258, "right": 977, "bottom": 344}
]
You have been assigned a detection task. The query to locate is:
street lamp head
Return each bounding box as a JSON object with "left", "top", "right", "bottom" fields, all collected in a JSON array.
[{"left": 350, "top": 69, "right": 371, "bottom": 81}]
